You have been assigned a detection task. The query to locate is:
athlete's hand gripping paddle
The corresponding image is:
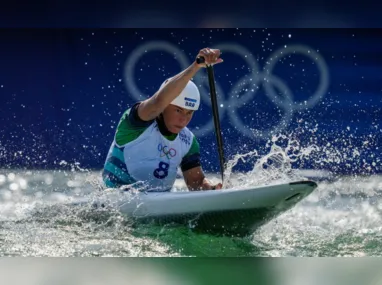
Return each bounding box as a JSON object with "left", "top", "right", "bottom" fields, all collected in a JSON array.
[{"left": 196, "top": 56, "right": 226, "bottom": 186}]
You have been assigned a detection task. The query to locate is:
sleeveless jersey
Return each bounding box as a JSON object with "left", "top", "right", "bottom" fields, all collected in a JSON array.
[{"left": 102, "top": 105, "right": 201, "bottom": 192}]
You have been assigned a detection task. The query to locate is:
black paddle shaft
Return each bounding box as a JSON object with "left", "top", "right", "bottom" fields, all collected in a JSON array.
[{"left": 196, "top": 56, "right": 226, "bottom": 183}]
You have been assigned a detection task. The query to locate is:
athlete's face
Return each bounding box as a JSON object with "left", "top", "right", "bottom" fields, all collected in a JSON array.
[{"left": 162, "top": 105, "right": 194, "bottom": 133}]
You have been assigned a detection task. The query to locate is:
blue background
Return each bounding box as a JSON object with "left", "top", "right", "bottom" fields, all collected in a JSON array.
[{"left": 0, "top": 29, "right": 381, "bottom": 175}]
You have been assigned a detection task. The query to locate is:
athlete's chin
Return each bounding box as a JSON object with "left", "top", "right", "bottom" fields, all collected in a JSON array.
[{"left": 170, "top": 126, "right": 184, "bottom": 133}]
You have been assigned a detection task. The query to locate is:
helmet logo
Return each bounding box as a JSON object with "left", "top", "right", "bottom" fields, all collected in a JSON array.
[{"left": 184, "top": 97, "right": 197, "bottom": 108}]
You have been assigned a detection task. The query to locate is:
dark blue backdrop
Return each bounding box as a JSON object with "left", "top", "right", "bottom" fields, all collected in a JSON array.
[{"left": 0, "top": 29, "right": 381, "bottom": 175}]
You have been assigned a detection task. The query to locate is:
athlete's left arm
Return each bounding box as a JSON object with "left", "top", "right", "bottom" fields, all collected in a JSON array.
[{"left": 182, "top": 166, "right": 222, "bottom": 191}]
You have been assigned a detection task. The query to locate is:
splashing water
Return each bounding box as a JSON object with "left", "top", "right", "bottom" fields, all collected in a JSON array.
[
  {"left": 0, "top": 118, "right": 381, "bottom": 257},
  {"left": 222, "top": 114, "right": 381, "bottom": 190},
  {"left": 223, "top": 133, "right": 320, "bottom": 189}
]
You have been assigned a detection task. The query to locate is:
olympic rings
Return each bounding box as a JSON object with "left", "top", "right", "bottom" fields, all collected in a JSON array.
[
  {"left": 158, "top": 143, "right": 177, "bottom": 159},
  {"left": 124, "top": 41, "right": 329, "bottom": 139}
]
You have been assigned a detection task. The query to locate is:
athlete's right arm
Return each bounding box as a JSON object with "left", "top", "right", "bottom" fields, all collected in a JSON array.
[{"left": 137, "top": 47, "right": 223, "bottom": 121}]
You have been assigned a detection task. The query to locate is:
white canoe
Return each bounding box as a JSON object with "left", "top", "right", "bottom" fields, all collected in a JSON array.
[{"left": 67, "top": 180, "right": 317, "bottom": 237}]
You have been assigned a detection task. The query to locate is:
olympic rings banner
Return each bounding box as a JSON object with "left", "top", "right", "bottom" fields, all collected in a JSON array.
[
  {"left": 0, "top": 29, "right": 381, "bottom": 174},
  {"left": 124, "top": 41, "right": 330, "bottom": 140}
]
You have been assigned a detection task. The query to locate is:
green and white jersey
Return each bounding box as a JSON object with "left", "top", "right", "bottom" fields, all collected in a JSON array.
[{"left": 102, "top": 103, "right": 201, "bottom": 192}]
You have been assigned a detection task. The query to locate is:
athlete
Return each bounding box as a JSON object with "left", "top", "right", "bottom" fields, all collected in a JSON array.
[{"left": 102, "top": 47, "right": 223, "bottom": 192}]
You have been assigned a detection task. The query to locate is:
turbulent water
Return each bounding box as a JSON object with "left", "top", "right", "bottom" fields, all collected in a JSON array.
[{"left": 1, "top": 136, "right": 382, "bottom": 257}]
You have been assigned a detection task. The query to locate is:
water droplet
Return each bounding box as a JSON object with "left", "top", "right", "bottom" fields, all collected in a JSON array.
[
  {"left": 9, "top": 183, "right": 19, "bottom": 191},
  {"left": 7, "top": 173, "right": 15, "bottom": 181}
]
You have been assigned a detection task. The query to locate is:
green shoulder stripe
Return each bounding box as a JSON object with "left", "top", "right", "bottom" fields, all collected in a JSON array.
[
  {"left": 115, "top": 108, "right": 150, "bottom": 146},
  {"left": 185, "top": 136, "right": 200, "bottom": 156}
]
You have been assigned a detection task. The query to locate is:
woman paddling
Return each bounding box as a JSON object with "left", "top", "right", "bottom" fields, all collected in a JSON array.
[{"left": 102, "top": 47, "right": 223, "bottom": 192}]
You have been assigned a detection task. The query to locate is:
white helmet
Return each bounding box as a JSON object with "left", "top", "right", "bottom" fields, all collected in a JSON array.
[{"left": 159, "top": 78, "right": 200, "bottom": 111}]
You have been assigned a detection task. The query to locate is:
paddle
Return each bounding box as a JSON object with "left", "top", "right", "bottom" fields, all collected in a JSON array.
[{"left": 196, "top": 56, "right": 226, "bottom": 185}]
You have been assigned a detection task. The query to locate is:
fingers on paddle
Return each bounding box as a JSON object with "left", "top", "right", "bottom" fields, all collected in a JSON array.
[{"left": 197, "top": 47, "right": 222, "bottom": 66}]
